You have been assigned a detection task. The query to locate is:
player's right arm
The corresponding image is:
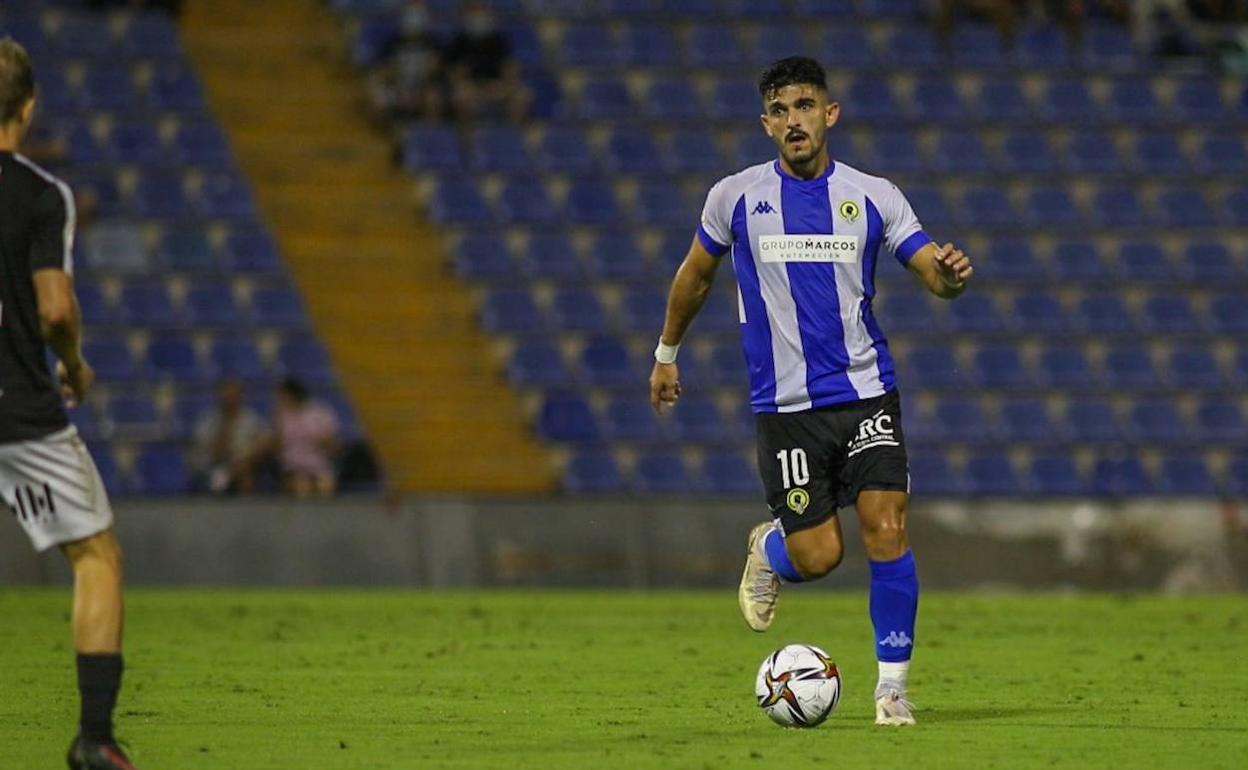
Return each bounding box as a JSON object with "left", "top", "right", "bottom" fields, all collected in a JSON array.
[
  {"left": 29, "top": 183, "right": 92, "bottom": 405},
  {"left": 650, "top": 237, "right": 723, "bottom": 414}
]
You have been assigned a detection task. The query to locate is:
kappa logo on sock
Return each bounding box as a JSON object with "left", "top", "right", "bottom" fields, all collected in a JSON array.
[{"left": 878, "top": 631, "right": 913, "bottom": 648}]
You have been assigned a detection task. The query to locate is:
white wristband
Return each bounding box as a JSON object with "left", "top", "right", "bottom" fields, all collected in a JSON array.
[{"left": 654, "top": 339, "right": 680, "bottom": 364}]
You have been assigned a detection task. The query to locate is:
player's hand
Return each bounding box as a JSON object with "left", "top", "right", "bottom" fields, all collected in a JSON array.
[
  {"left": 649, "top": 362, "right": 681, "bottom": 415},
  {"left": 57, "top": 358, "right": 94, "bottom": 408},
  {"left": 934, "top": 242, "right": 973, "bottom": 287}
]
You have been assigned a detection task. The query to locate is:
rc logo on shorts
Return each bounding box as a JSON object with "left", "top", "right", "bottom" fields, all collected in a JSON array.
[
  {"left": 838, "top": 199, "right": 860, "bottom": 224},
  {"left": 846, "top": 410, "right": 899, "bottom": 458},
  {"left": 786, "top": 487, "right": 810, "bottom": 515}
]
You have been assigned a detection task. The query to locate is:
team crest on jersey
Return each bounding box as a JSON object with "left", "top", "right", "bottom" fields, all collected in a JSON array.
[
  {"left": 786, "top": 487, "right": 810, "bottom": 515},
  {"left": 838, "top": 200, "right": 860, "bottom": 223}
]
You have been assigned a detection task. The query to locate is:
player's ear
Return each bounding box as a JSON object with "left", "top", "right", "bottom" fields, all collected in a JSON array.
[
  {"left": 825, "top": 101, "right": 840, "bottom": 129},
  {"left": 760, "top": 113, "right": 773, "bottom": 137},
  {"left": 20, "top": 97, "right": 34, "bottom": 125}
]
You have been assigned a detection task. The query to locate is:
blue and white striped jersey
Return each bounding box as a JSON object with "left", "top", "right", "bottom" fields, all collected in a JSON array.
[{"left": 696, "top": 159, "right": 931, "bottom": 414}]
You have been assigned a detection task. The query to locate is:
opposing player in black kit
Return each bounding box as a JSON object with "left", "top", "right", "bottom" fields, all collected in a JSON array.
[{"left": 0, "top": 39, "right": 142, "bottom": 770}]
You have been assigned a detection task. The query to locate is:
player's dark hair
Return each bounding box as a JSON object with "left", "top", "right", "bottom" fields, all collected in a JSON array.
[
  {"left": 280, "top": 377, "right": 309, "bottom": 403},
  {"left": 0, "top": 37, "right": 34, "bottom": 124},
  {"left": 757, "top": 56, "right": 827, "bottom": 99}
]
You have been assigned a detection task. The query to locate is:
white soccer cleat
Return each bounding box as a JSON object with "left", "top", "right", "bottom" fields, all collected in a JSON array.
[
  {"left": 874, "top": 681, "right": 916, "bottom": 726},
  {"left": 738, "top": 522, "right": 780, "bottom": 632}
]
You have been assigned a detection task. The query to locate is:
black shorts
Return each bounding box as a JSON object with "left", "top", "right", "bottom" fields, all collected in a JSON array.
[{"left": 755, "top": 389, "right": 910, "bottom": 535}]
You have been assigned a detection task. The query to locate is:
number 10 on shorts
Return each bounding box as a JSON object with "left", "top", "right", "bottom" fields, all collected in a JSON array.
[{"left": 776, "top": 448, "right": 809, "bottom": 489}]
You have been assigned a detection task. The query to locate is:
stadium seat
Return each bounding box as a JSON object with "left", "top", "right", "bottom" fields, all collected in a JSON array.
[
  {"left": 197, "top": 172, "right": 257, "bottom": 219},
  {"left": 1170, "top": 78, "right": 1225, "bottom": 122},
  {"left": 426, "top": 179, "right": 491, "bottom": 224},
  {"left": 559, "top": 22, "right": 618, "bottom": 67},
  {"left": 79, "top": 66, "right": 139, "bottom": 112},
  {"left": 250, "top": 284, "right": 309, "bottom": 329},
  {"left": 183, "top": 282, "right": 242, "bottom": 328},
  {"left": 1101, "top": 345, "right": 1161, "bottom": 390},
  {"left": 1074, "top": 292, "right": 1134, "bottom": 334},
  {"left": 1016, "top": 25, "right": 1071, "bottom": 70},
  {"left": 617, "top": 286, "right": 666, "bottom": 331},
  {"left": 564, "top": 449, "right": 626, "bottom": 493},
  {"left": 550, "top": 287, "right": 608, "bottom": 332},
  {"left": 534, "top": 127, "right": 596, "bottom": 174},
  {"left": 76, "top": 282, "right": 117, "bottom": 327},
  {"left": 619, "top": 24, "right": 679, "bottom": 68},
  {"left": 931, "top": 397, "right": 994, "bottom": 444},
  {"left": 633, "top": 451, "right": 700, "bottom": 494},
  {"left": 813, "top": 27, "right": 876, "bottom": 69},
  {"left": 1208, "top": 293, "right": 1248, "bottom": 334},
  {"left": 563, "top": 178, "right": 621, "bottom": 226},
  {"left": 118, "top": 281, "right": 179, "bottom": 327},
  {"left": 602, "top": 396, "right": 666, "bottom": 443},
  {"left": 277, "top": 336, "right": 336, "bottom": 383},
  {"left": 481, "top": 288, "right": 544, "bottom": 334},
  {"left": 964, "top": 453, "right": 1026, "bottom": 496},
  {"left": 521, "top": 232, "right": 584, "bottom": 282},
  {"left": 1193, "top": 399, "right": 1246, "bottom": 444},
  {"left": 106, "top": 396, "right": 167, "bottom": 441},
  {"left": 1051, "top": 241, "right": 1112, "bottom": 285},
  {"left": 121, "top": 13, "right": 182, "bottom": 59},
  {"left": 1064, "top": 130, "right": 1121, "bottom": 174},
  {"left": 210, "top": 336, "right": 269, "bottom": 383},
  {"left": 1063, "top": 398, "right": 1123, "bottom": 442},
  {"left": 1107, "top": 79, "right": 1161, "bottom": 123},
  {"left": 959, "top": 187, "right": 1016, "bottom": 229},
  {"left": 537, "top": 392, "right": 598, "bottom": 442},
  {"left": 1023, "top": 185, "right": 1081, "bottom": 228},
  {"left": 82, "top": 222, "right": 149, "bottom": 274},
  {"left": 83, "top": 338, "right": 140, "bottom": 383},
  {"left": 1164, "top": 348, "right": 1226, "bottom": 391},
  {"left": 902, "top": 347, "right": 966, "bottom": 390},
  {"left": 1194, "top": 133, "right": 1247, "bottom": 175},
  {"left": 633, "top": 181, "right": 694, "bottom": 227},
  {"left": 1113, "top": 241, "right": 1174, "bottom": 283},
  {"left": 1090, "top": 187, "right": 1146, "bottom": 228},
  {"left": 661, "top": 128, "right": 726, "bottom": 175},
  {"left": 403, "top": 124, "right": 464, "bottom": 172},
  {"left": 974, "top": 77, "right": 1031, "bottom": 123},
  {"left": 999, "top": 398, "right": 1055, "bottom": 443},
  {"left": 1028, "top": 454, "right": 1086, "bottom": 495},
  {"left": 846, "top": 76, "right": 903, "bottom": 123},
  {"left": 1129, "top": 131, "right": 1188, "bottom": 176},
  {"left": 947, "top": 293, "right": 1005, "bottom": 334},
  {"left": 996, "top": 130, "right": 1058, "bottom": 174},
  {"left": 1090, "top": 453, "right": 1154, "bottom": 496},
  {"left": 703, "top": 450, "right": 761, "bottom": 495},
  {"left": 640, "top": 77, "right": 703, "bottom": 121},
  {"left": 750, "top": 23, "right": 807, "bottom": 63},
  {"left": 131, "top": 443, "right": 191, "bottom": 496},
  {"left": 508, "top": 341, "right": 571, "bottom": 389},
  {"left": 950, "top": 23, "right": 1008, "bottom": 69},
  {"left": 908, "top": 453, "right": 965, "bottom": 496},
  {"left": 1136, "top": 294, "right": 1202, "bottom": 335},
  {"left": 931, "top": 131, "right": 991, "bottom": 174},
  {"left": 1079, "top": 21, "right": 1138, "bottom": 70},
  {"left": 147, "top": 333, "right": 209, "bottom": 383},
  {"left": 908, "top": 77, "right": 965, "bottom": 122},
  {"left": 686, "top": 26, "right": 744, "bottom": 69},
  {"left": 1036, "top": 346, "right": 1095, "bottom": 390},
  {"left": 987, "top": 238, "right": 1048, "bottom": 282},
  {"left": 580, "top": 335, "right": 637, "bottom": 388},
  {"left": 130, "top": 170, "right": 193, "bottom": 220},
  {"left": 974, "top": 346, "right": 1032, "bottom": 389},
  {"left": 1223, "top": 186, "right": 1248, "bottom": 227},
  {"left": 470, "top": 125, "right": 532, "bottom": 173},
  {"left": 671, "top": 395, "right": 734, "bottom": 444},
  {"left": 577, "top": 78, "right": 634, "bottom": 121},
  {"left": 145, "top": 66, "right": 205, "bottom": 112},
  {"left": 453, "top": 232, "right": 515, "bottom": 281},
  {"left": 1156, "top": 455, "right": 1217, "bottom": 496},
  {"left": 1124, "top": 398, "right": 1189, "bottom": 443},
  {"left": 160, "top": 227, "right": 218, "bottom": 273},
  {"left": 1154, "top": 188, "right": 1217, "bottom": 228},
  {"left": 1010, "top": 293, "right": 1070, "bottom": 334},
  {"left": 1177, "top": 240, "right": 1241, "bottom": 285},
  {"left": 863, "top": 130, "right": 922, "bottom": 175},
  {"left": 107, "top": 122, "right": 165, "bottom": 166},
  {"left": 223, "top": 227, "right": 285, "bottom": 275},
  {"left": 496, "top": 178, "right": 558, "bottom": 225},
  {"left": 603, "top": 128, "right": 663, "bottom": 175}
]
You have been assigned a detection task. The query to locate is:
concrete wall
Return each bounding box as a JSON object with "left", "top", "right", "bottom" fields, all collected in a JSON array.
[{"left": 2, "top": 496, "right": 1244, "bottom": 591}]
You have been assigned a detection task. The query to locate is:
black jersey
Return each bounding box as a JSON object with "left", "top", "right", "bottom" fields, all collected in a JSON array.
[{"left": 0, "top": 151, "right": 74, "bottom": 443}]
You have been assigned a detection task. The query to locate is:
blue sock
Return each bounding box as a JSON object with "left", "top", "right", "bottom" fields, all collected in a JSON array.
[
  {"left": 763, "top": 526, "right": 803, "bottom": 583},
  {"left": 869, "top": 550, "right": 918, "bottom": 663}
]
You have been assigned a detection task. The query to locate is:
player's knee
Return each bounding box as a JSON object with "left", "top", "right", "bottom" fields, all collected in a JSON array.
[
  {"left": 861, "top": 516, "right": 907, "bottom": 560},
  {"left": 71, "top": 530, "right": 124, "bottom": 574},
  {"left": 789, "top": 539, "right": 843, "bottom": 579}
]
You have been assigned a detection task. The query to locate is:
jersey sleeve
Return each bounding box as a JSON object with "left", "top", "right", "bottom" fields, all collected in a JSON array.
[
  {"left": 877, "top": 181, "right": 930, "bottom": 266},
  {"left": 695, "top": 179, "right": 733, "bottom": 257},
  {"left": 29, "top": 182, "right": 76, "bottom": 275}
]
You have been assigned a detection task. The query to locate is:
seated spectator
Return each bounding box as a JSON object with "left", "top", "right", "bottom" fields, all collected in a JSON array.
[
  {"left": 367, "top": 0, "right": 450, "bottom": 121},
  {"left": 192, "top": 377, "right": 266, "bottom": 494},
  {"left": 444, "top": 2, "right": 530, "bottom": 122},
  {"left": 243, "top": 378, "right": 341, "bottom": 499}
]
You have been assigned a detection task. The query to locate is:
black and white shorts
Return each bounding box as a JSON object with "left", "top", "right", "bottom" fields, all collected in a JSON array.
[
  {"left": 1, "top": 426, "right": 113, "bottom": 551},
  {"left": 755, "top": 390, "right": 910, "bottom": 535}
]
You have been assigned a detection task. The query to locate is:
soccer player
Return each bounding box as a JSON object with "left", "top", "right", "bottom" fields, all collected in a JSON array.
[
  {"left": 0, "top": 39, "right": 142, "bottom": 769},
  {"left": 649, "top": 57, "right": 973, "bottom": 726}
]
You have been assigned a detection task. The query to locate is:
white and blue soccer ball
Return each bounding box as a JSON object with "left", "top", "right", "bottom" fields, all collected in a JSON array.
[{"left": 754, "top": 644, "right": 842, "bottom": 727}]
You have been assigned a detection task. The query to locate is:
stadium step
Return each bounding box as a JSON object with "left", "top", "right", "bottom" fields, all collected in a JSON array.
[{"left": 181, "top": 0, "right": 557, "bottom": 493}]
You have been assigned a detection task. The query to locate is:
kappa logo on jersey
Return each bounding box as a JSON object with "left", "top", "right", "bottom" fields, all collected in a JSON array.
[
  {"left": 878, "top": 631, "right": 913, "bottom": 648},
  {"left": 786, "top": 487, "right": 810, "bottom": 515},
  {"left": 838, "top": 199, "right": 860, "bottom": 223},
  {"left": 752, "top": 200, "right": 777, "bottom": 215},
  {"left": 846, "top": 409, "right": 899, "bottom": 457}
]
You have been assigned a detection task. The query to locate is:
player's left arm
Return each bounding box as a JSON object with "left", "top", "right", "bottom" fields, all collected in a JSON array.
[{"left": 906, "top": 241, "right": 972, "bottom": 300}]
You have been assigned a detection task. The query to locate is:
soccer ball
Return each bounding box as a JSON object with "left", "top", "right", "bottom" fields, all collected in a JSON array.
[{"left": 754, "top": 644, "right": 841, "bottom": 727}]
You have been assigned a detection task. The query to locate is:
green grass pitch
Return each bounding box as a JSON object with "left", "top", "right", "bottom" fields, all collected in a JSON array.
[{"left": 1, "top": 589, "right": 1245, "bottom": 769}]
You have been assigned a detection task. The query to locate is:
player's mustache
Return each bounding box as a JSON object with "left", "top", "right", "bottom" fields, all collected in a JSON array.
[{"left": 785, "top": 131, "right": 807, "bottom": 141}]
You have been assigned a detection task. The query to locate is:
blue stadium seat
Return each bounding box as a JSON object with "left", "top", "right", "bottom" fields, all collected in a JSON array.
[
  {"left": 145, "top": 66, "right": 205, "bottom": 112},
  {"left": 686, "top": 26, "right": 744, "bottom": 69},
  {"left": 617, "top": 286, "right": 666, "bottom": 331},
  {"left": 909, "top": 78, "right": 966, "bottom": 122},
  {"left": 903, "top": 347, "right": 966, "bottom": 390},
  {"left": 470, "top": 125, "right": 531, "bottom": 173},
  {"left": 1074, "top": 291, "right": 1134, "bottom": 334},
  {"left": 563, "top": 178, "right": 621, "bottom": 225},
  {"left": 1136, "top": 294, "right": 1202, "bottom": 335},
  {"left": 131, "top": 443, "right": 190, "bottom": 496},
  {"left": 974, "top": 346, "right": 1031, "bottom": 389},
  {"left": 1023, "top": 185, "right": 1081, "bottom": 229},
  {"left": 1064, "top": 130, "right": 1121, "bottom": 173},
  {"left": 846, "top": 76, "right": 903, "bottom": 123},
  {"left": 1090, "top": 187, "right": 1146, "bottom": 228},
  {"left": 250, "top": 284, "right": 309, "bottom": 329},
  {"left": 996, "top": 130, "right": 1058, "bottom": 174},
  {"left": 508, "top": 341, "right": 570, "bottom": 389},
  {"left": 1101, "top": 345, "right": 1161, "bottom": 390},
  {"left": 1112, "top": 241, "right": 1174, "bottom": 283},
  {"left": 58, "top": 120, "right": 104, "bottom": 165},
  {"left": 960, "top": 187, "right": 1016, "bottom": 229},
  {"left": 1154, "top": 188, "right": 1217, "bottom": 228},
  {"left": 121, "top": 13, "right": 182, "bottom": 59},
  {"left": 975, "top": 77, "right": 1031, "bottom": 122},
  {"left": 1016, "top": 25, "right": 1071, "bottom": 70},
  {"left": 619, "top": 24, "right": 679, "bottom": 68},
  {"left": 1223, "top": 186, "right": 1248, "bottom": 226},
  {"left": 118, "top": 281, "right": 178, "bottom": 326},
  {"left": 1194, "top": 133, "right": 1247, "bottom": 175},
  {"left": 147, "top": 333, "right": 209, "bottom": 382},
  {"left": 864, "top": 130, "right": 922, "bottom": 175},
  {"left": 793, "top": 0, "right": 861, "bottom": 14},
  {"left": 534, "top": 127, "right": 596, "bottom": 174},
  {"left": 1194, "top": 399, "right": 1245, "bottom": 444},
  {"left": 707, "top": 340, "right": 748, "bottom": 388},
  {"left": 160, "top": 227, "right": 218, "bottom": 273},
  {"left": 76, "top": 282, "right": 117, "bottom": 327},
  {"left": 988, "top": 238, "right": 1048, "bottom": 282},
  {"left": 1124, "top": 398, "right": 1189, "bottom": 443},
  {"left": 1176, "top": 240, "right": 1240, "bottom": 284},
  {"left": 426, "top": 179, "right": 491, "bottom": 224},
  {"left": 931, "top": 131, "right": 991, "bottom": 174},
  {"left": 1107, "top": 79, "right": 1161, "bottom": 123},
  {"left": 106, "top": 122, "right": 165, "bottom": 165},
  {"left": 453, "top": 232, "right": 515, "bottom": 281},
  {"left": 708, "top": 79, "right": 763, "bottom": 122},
  {"left": 82, "top": 222, "right": 149, "bottom": 274},
  {"left": 550, "top": 287, "right": 608, "bottom": 332},
  {"left": 559, "top": 22, "right": 618, "bottom": 67},
  {"left": 210, "top": 336, "right": 268, "bottom": 382},
  {"left": 106, "top": 396, "right": 166, "bottom": 441},
  {"left": 1129, "top": 131, "right": 1188, "bottom": 176},
  {"left": 69, "top": 171, "right": 123, "bottom": 219},
  {"left": 633, "top": 451, "right": 700, "bottom": 494},
  {"left": 640, "top": 77, "right": 702, "bottom": 121},
  {"left": 277, "top": 336, "right": 336, "bottom": 383},
  {"left": 601, "top": 397, "right": 663, "bottom": 443},
  {"left": 197, "top": 172, "right": 257, "bottom": 219},
  {"left": 1170, "top": 78, "right": 1225, "bottom": 122},
  {"left": 813, "top": 27, "right": 876, "bottom": 69},
  {"left": 481, "top": 288, "right": 544, "bottom": 334},
  {"left": 703, "top": 450, "right": 761, "bottom": 495},
  {"left": 184, "top": 282, "right": 241, "bottom": 328},
  {"left": 1207, "top": 293, "right": 1248, "bottom": 334},
  {"left": 662, "top": 128, "right": 726, "bottom": 175},
  {"left": 83, "top": 338, "right": 140, "bottom": 382},
  {"left": 1156, "top": 455, "right": 1217, "bottom": 496},
  {"left": 1064, "top": 398, "right": 1123, "bottom": 442},
  {"left": 223, "top": 227, "right": 284, "bottom": 275},
  {"left": 79, "top": 66, "right": 139, "bottom": 112},
  {"left": 538, "top": 392, "right": 598, "bottom": 442},
  {"left": 1165, "top": 347, "right": 1227, "bottom": 391},
  {"left": 999, "top": 398, "right": 1055, "bottom": 443},
  {"left": 1010, "top": 293, "right": 1069, "bottom": 334},
  {"left": 1036, "top": 346, "right": 1095, "bottom": 390},
  {"left": 130, "top": 170, "right": 192, "bottom": 220},
  {"left": 908, "top": 453, "right": 964, "bottom": 496},
  {"left": 751, "top": 23, "right": 806, "bottom": 62},
  {"left": 577, "top": 78, "right": 634, "bottom": 121},
  {"left": 670, "top": 395, "right": 732, "bottom": 443},
  {"left": 951, "top": 23, "right": 1008, "bottom": 69},
  {"left": 53, "top": 15, "right": 117, "bottom": 58},
  {"left": 520, "top": 232, "right": 584, "bottom": 283},
  {"left": 1028, "top": 454, "right": 1085, "bottom": 495},
  {"left": 931, "top": 397, "right": 994, "bottom": 444},
  {"left": 403, "top": 124, "right": 463, "bottom": 172},
  {"left": 947, "top": 293, "right": 1004, "bottom": 333},
  {"left": 564, "top": 449, "right": 625, "bottom": 493},
  {"left": 496, "top": 179, "right": 557, "bottom": 225},
  {"left": 1078, "top": 21, "right": 1138, "bottom": 70},
  {"left": 903, "top": 185, "right": 953, "bottom": 230},
  {"left": 579, "top": 335, "right": 637, "bottom": 388},
  {"left": 603, "top": 128, "right": 662, "bottom": 175},
  {"left": 964, "top": 453, "right": 1026, "bottom": 496},
  {"left": 633, "top": 181, "right": 694, "bottom": 227},
  {"left": 1051, "top": 240, "right": 1111, "bottom": 284}
]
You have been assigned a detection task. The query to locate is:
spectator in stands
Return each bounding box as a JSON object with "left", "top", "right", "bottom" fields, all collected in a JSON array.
[
  {"left": 444, "top": 2, "right": 530, "bottom": 122},
  {"left": 367, "top": 0, "right": 450, "bottom": 121},
  {"left": 244, "top": 378, "right": 341, "bottom": 499},
  {"left": 192, "top": 377, "right": 266, "bottom": 495}
]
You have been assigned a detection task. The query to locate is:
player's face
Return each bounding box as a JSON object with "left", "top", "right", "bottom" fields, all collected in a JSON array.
[{"left": 760, "top": 84, "right": 839, "bottom": 168}]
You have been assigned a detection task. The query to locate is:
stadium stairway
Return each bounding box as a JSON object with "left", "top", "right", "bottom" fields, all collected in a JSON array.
[{"left": 179, "top": 0, "right": 555, "bottom": 493}]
